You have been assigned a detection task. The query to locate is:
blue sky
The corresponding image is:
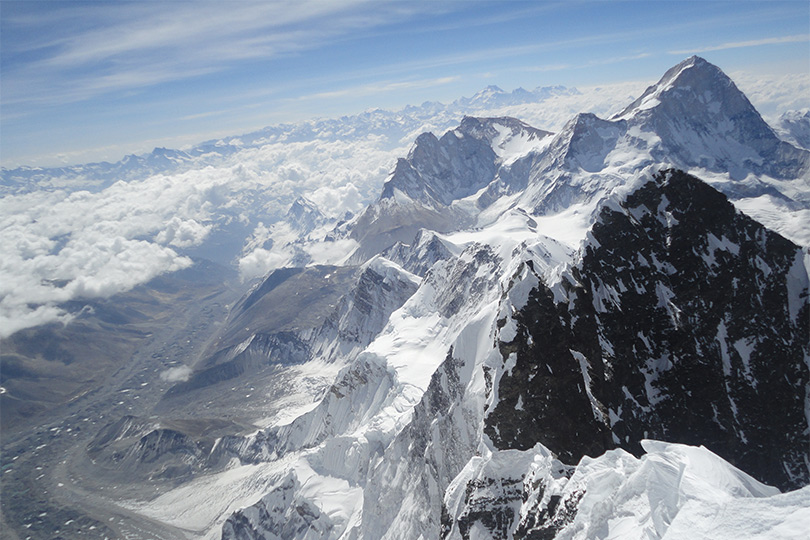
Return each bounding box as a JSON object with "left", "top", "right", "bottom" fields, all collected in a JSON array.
[{"left": 2, "top": 0, "right": 808, "bottom": 167}]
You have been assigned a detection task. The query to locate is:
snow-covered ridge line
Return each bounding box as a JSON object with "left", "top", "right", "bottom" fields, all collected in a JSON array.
[
  {"left": 1, "top": 85, "right": 578, "bottom": 183},
  {"left": 209, "top": 167, "right": 807, "bottom": 538},
  {"left": 3, "top": 55, "right": 808, "bottom": 338}
]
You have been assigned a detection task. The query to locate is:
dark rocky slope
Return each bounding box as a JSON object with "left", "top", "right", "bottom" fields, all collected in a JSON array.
[{"left": 487, "top": 169, "right": 809, "bottom": 490}]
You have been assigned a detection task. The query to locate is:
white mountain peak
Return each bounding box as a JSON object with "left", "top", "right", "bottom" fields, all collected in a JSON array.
[{"left": 471, "top": 84, "right": 506, "bottom": 100}]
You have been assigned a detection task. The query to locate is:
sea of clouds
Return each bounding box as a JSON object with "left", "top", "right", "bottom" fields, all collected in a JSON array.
[{"left": 1, "top": 73, "right": 808, "bottom": 338}]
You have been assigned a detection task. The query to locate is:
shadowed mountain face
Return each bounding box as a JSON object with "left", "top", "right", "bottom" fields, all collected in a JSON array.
[{"left": 486, "top": 169, "right": 809, "bottom": 490}]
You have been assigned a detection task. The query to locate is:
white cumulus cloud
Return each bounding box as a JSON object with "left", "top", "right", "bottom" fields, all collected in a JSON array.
[{"left": 160, "top": 365, "right": 193, "bottom": 383}]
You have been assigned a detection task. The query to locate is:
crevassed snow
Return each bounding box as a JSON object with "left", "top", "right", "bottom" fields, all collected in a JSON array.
[{"left": 732, "top": 194, "right": 810, "bottom": 248}]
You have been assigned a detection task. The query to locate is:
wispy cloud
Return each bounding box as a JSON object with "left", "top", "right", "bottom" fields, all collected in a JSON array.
[
  {"left": 523, "top": 52, "right": 651, "bottom": 74},
  {"left": 295, "top": 76, "right": 460, "bottom": 101},
  {"left": 0, "top": 2, "right": 662, "bottom": 112},
  {"left": 669, "top": 34, "right": 810, "bottom": 55},
  {"left": 0, "top": 0, "right": 434, "bottom": 109}
]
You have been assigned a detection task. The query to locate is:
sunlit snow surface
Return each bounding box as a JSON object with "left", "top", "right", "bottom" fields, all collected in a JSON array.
[{"left": 122, "top": 172, "right": 808, "bottom": 538}]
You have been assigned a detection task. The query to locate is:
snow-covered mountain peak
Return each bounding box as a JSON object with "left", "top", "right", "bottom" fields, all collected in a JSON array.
[
  {"left": 614, "top": 55, "right": 730, "bottom": 119},
  {"left": 286, "top": 196, "right": 325, "bottom": 233},
  {"left": 469, "top": 84, "right": 506, "bottom": 104},
  {"left": 380, "top": 120, "right": 499, "bottom": 207},
  {"left": 610, "top": 56, "right": 809, "bottom": 180},
  {"left": 559, "top": 112, "right": 624, "bottom": 142},
  {"left": 649, "top": 54, "right": 717, "bottom": 92},
  {"left": 613, "top": 54, "right": 770, "bottom": 142},
  {"left": 543, "top": 112, "right": 628, "bottom": 174}
]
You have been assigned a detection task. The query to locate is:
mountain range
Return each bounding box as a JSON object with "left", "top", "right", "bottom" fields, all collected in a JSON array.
[{"left": 0, "top": 56, "right": 808, "bottom": 540}]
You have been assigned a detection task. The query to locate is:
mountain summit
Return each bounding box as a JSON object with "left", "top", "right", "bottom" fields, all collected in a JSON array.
[{"left": 616, "top": 55, "right": 809, "bottom": 179}]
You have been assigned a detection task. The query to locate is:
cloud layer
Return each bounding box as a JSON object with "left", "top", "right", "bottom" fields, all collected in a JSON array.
[{"left": 0, "top": 131, "right": 405, "bottom": 337}]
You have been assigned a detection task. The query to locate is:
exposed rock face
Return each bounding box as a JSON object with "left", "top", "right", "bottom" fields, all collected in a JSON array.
[
  {"left": 487, "top": 169, "right": 810, "bottom": 490},
  {"left": 87, "top": 415, "right": 206, "bottom": 481}
]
